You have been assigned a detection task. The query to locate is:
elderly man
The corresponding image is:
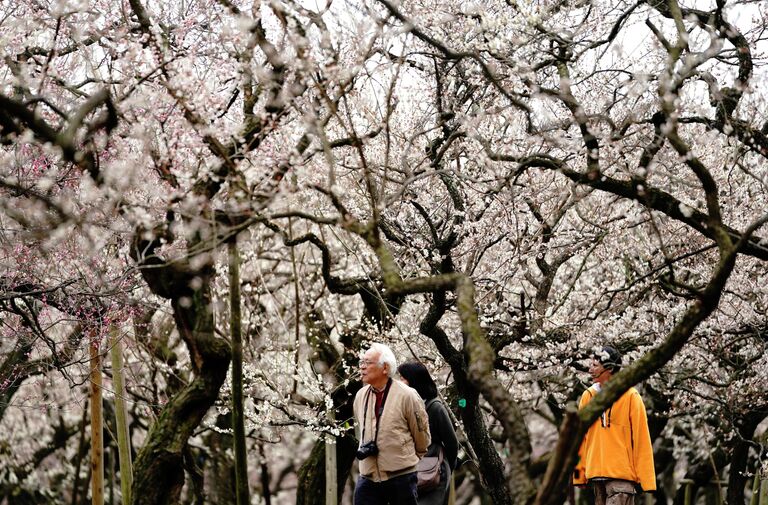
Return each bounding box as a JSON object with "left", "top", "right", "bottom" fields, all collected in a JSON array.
[
  {"left": 574, "top": 346, "right": 656, "bottom": 505},
  {"left": 353, "top": 343, "right": 430, "bottom": 505}
]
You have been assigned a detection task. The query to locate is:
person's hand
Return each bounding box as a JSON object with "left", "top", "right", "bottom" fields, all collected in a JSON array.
[{"left": 636, "top": 484, "right": 656, "bottom": 496}]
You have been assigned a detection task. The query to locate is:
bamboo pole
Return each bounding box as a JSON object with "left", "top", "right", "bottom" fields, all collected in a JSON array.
[
  {"left": 749, "top": 472, "right": 760, "bottom": 505},
  {"left": 109, "top": 327, "right": 132, "bottom": 504},
  {"left": 90, "top": 334, "right": 104, "bottom": 505},
  {"left": 229, "top": 241, "right": 250, "bottom": 505},
  {"left": 759, "top": 476, "right": 768, "bottom": 505},
  {"left": 325, "top": 410, "right": 337, "bottom": 505},
  {"left": 682, "top": 479, "right": 693, "bottom": 505}
]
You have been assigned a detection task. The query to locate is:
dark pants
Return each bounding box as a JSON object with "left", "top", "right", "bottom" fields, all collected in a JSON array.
[{"left": 354, "top": 472, "right": 418, "bottom": 505}]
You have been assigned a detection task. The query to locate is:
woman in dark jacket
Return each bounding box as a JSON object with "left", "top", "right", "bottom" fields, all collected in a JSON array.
[{"left": 398, "top": 361, "right": 459, "bottom": 505}]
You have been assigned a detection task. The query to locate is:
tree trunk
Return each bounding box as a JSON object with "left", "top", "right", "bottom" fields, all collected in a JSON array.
[
  {"left": 0, "top": 337, "right": 33, "bottom": 422},
  {"left": 727, "top": 412, "right": 765, "bottom": 505},
  {"left": 455, "top": 379, "right": 514, "bottom": 505},
  {"left": 130, "top": 230, "right": 232, "bottom": 505},
  {"left": 727, "top": 437, "right": 752, "bottom": 505},
  {"left": 108, "top": 447, "right": 115, "bottom": 505},
  {"left": 183, "top": 446, "right": 205, "bottom": 505},
  {"left": 130, "top": 288, "right": 230, "bottom": 505},
  {"left": 72, "top": 400, "right": 90, "bottom": 505},
  {"left": 206, "top": 414, "right": 237, "bottom": 505},
  {"left": 420, "top": 292, "right": 513, "bottom": 505},
  {"left": 296, "top": 435, "right": 358, "bottom": 505},
  {"left": 260, "top": 446, "right": 272, "bottom": 505},
  {"left": 228, "top": 241, "right": 250, "bottom": 505},
  {"left": 129, "top": 322, "right": 229, "bottom": 504}
]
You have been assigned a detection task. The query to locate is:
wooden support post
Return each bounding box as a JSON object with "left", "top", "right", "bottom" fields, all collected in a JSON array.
[
  {"left": 325, "top": 410, "right": 337, "bottom": 505},
  {"left": 682, "top": 479, "right": 693, "bottom": 505},
  {"left": 750, "top": 472, "right": 760, "bottom": 505},
  {"left": 229, "top": 241, "right": 250, "bottom": 505},
  {"left": 90, "top": 335, "right": 104, "bottom": 505},
  {"left": 110, "top": 327, "right": 132, "bottom": 504}
]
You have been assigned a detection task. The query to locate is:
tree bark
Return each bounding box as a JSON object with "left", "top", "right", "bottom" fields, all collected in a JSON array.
[
  {"left": 205, "top": 414, "right": 237, "bottom": 505},
  {"left": 130, "top": 231, "right": 231, "bottom": 505},
  {"left": 296, "top": 435, "right": 358, "bottom": 505},
  {"left": 72, "top": 400, "right": 89, "bottom": 505},
  {"left": 183, "top": 445, "right": 205, "bottom": 505},
  {"left": 456, "top": 278, "right": 535, "bottom": 505},
  {"left": 260, "top": 447, "right": 272, "bottom": 505},
  {"left": 420, "top": 288, "right": 514, "bottom": 505},
  {"left": 130, "top": 291, "right": 230, "bottom": 505},
  {"left": 228, "top": 241, "right": 250, "bottom": 505},
  {"left": 727, "top": 412, "right": 766, "bottom": 505},
  {"left": 295, "top": 314, "right": 369, "bottom": 505}
]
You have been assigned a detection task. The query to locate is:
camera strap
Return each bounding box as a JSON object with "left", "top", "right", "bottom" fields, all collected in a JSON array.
[{"left": 361, "top": 378, "right": 392, "bottom": 445}]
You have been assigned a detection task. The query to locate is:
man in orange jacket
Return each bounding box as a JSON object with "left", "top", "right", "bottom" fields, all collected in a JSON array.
[{"left": 573, "top": 346, "right": 656, "bottom": 505}]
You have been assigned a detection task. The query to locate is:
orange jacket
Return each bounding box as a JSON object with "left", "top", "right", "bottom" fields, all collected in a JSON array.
[{"left": 573, "top": 384, "right": 656, "bottom": 491}]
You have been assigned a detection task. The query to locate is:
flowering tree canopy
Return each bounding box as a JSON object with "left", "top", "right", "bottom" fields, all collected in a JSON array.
[{"left": 1, "top": 0, "right": 767, "bottom": 504}]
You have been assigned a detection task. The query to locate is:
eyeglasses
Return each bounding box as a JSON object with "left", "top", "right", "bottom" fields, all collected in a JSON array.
[{"left": 359, "top": 359, "right": 380, "bottom": 368}]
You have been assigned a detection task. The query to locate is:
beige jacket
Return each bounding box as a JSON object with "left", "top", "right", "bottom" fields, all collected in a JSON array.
[{"left": 354, "top": 379, "right": 431, "bottom": 481}]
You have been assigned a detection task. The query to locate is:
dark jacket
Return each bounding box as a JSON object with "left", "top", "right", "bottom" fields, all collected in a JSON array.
[
  {"left": 424, "top": 398, "right": 458, "bottom": 469},
  {"left": 418, "top": 398, "right": 459, "bottom": 505}
]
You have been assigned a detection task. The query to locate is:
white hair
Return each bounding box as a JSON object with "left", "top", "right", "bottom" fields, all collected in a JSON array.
[{"left": 368, "top": 343, "right": 398, "bottom": 377}]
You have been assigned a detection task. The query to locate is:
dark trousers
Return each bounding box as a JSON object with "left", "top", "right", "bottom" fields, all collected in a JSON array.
[{"left": 354, "top": 472, "right": 418, "bottom": 505}]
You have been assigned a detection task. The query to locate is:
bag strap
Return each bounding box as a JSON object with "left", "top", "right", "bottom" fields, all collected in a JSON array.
[{"left": 425, "top": 397, "right": 441, "bottom": 413}]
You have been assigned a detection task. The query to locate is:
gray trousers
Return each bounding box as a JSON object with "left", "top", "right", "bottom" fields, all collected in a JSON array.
[{"left": 592, "top": 480, "right": 636, "bottom": 505}]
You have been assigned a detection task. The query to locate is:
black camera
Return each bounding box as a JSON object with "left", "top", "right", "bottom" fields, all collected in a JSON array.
[{"left": 355, "top": 441, "right": 379, "bottom": 460}]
